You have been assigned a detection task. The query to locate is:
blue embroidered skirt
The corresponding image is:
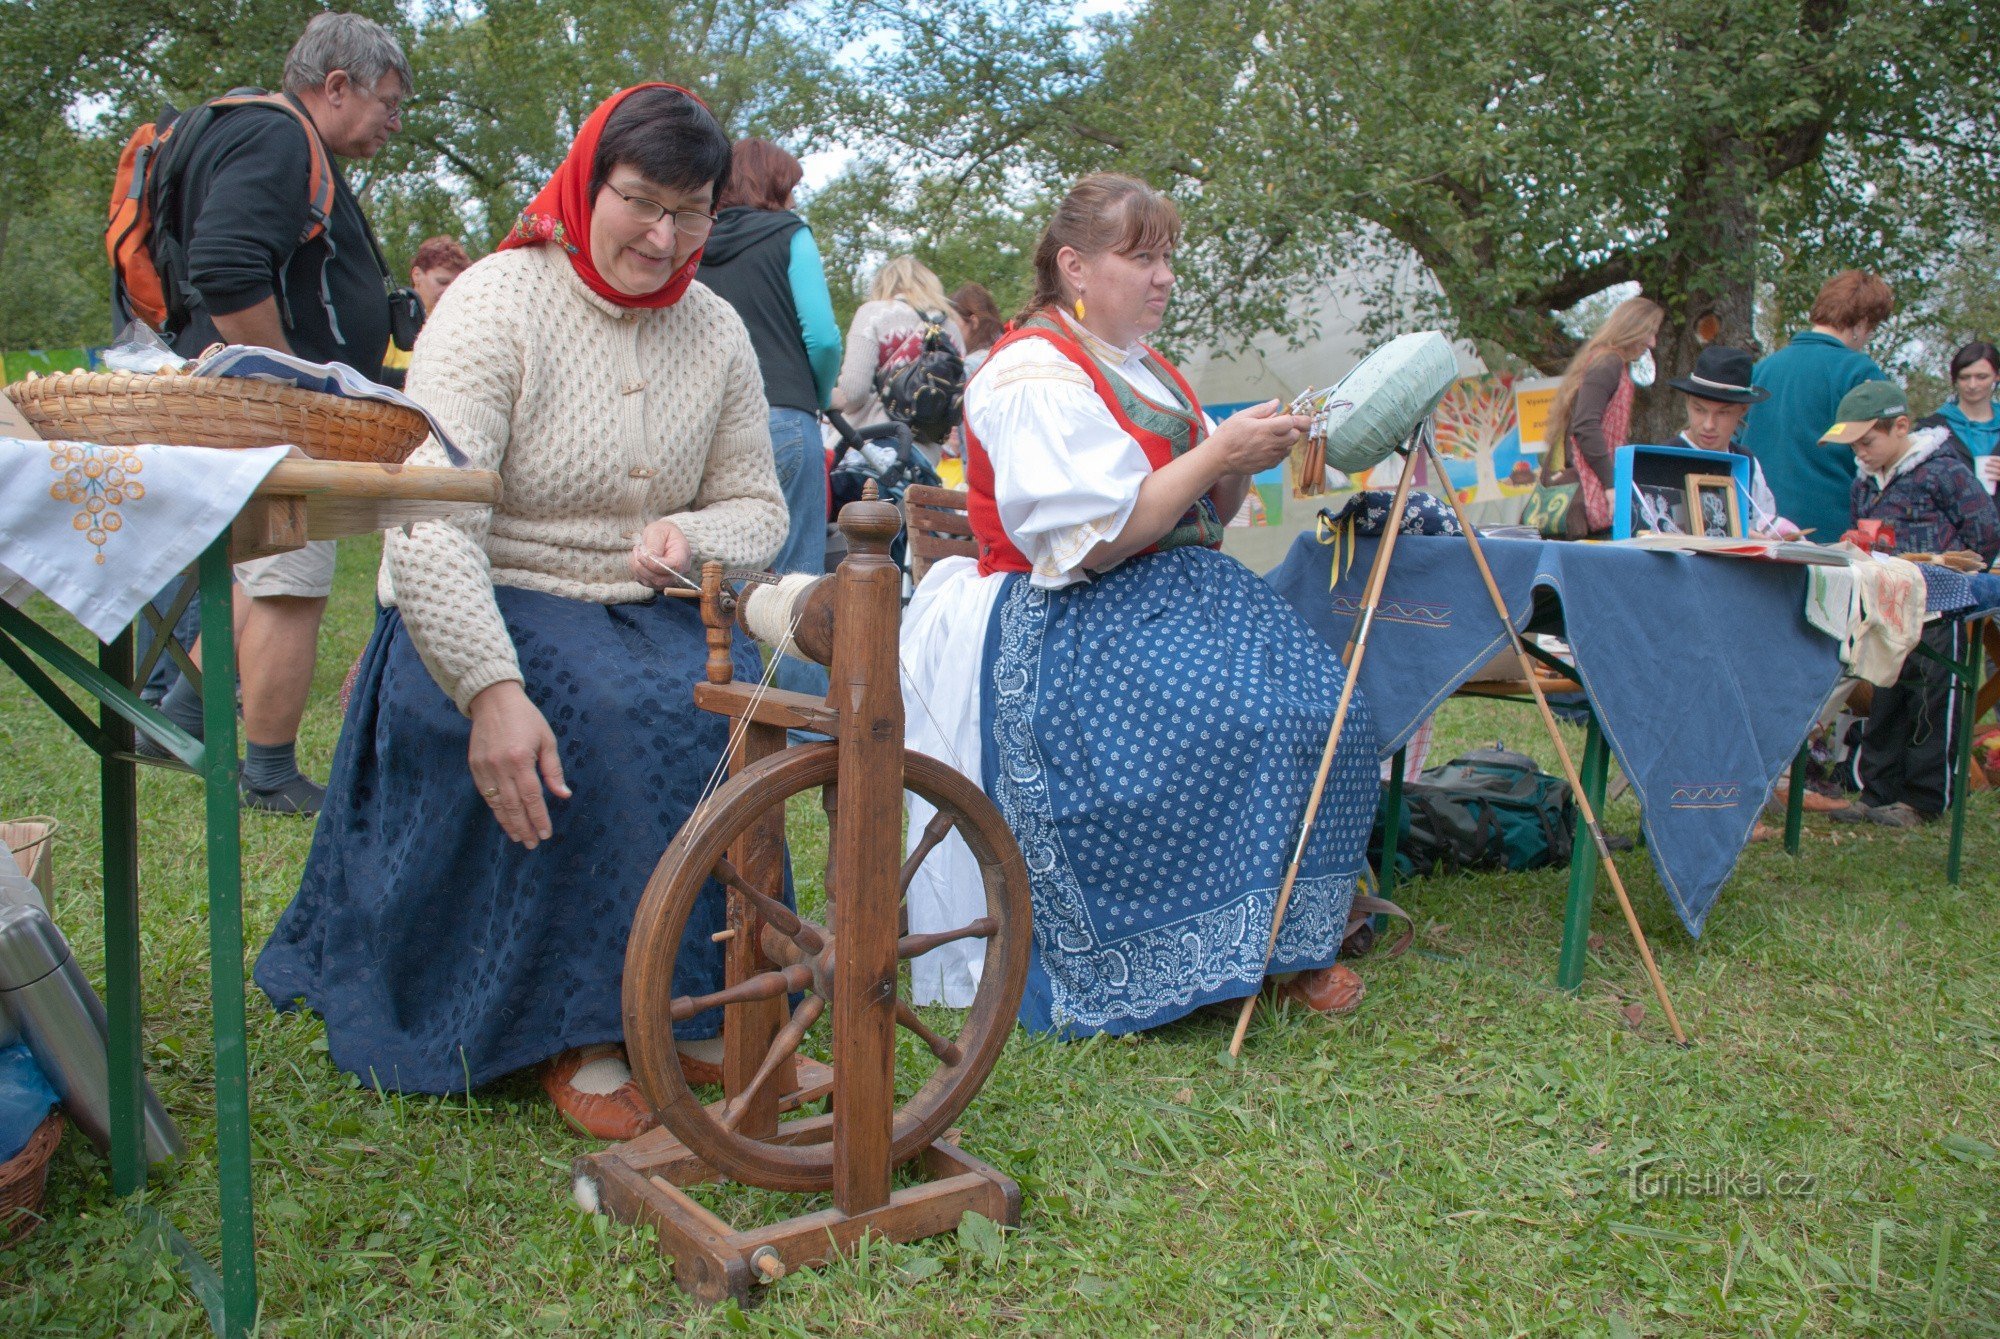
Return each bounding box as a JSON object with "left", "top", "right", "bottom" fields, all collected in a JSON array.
[
  {"left": 983, "top": 547, "right": 1379, "bottom": 1037},
  {"left": 254, "top": 587, "right": 755, "bottom": 1093}
]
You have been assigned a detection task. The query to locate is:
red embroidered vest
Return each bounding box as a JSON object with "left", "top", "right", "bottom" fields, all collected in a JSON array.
[{"left": 963, "top": 310, "right": 1221, "bottom": 577}]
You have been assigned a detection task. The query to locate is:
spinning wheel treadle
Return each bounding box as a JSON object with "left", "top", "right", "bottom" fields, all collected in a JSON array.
[{"left": 574, "top": 489, "right": 1031, "bottom": 1304}]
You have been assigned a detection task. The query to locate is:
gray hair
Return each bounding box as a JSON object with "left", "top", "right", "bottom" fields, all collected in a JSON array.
[{"left": 282, "top": 13, "right": 413, "bottom": 99}]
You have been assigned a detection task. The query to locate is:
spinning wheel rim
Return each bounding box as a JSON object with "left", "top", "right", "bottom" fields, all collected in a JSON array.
[{"left": 623, "top": 743, "right": 1030, "bottom": 1192}]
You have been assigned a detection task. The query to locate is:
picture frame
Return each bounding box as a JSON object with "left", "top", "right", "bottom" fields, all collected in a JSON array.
[
  {"left": 1612, "top": 444, "right": 1752, "bottom": 540},
  {"left": 1684, "top": 473, "right": 1744, "bottom": 538}
]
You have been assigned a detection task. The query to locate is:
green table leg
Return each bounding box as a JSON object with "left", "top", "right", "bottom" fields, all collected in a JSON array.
[
  {"left": 98, "top": 628, "right": 147, "bottom": 1197},
  {"left": 1557, "top": 715, "right": 1610, "bottom": 993},
  {"left": 1783, "top": 746, "right": 1807, "bottom": 856},
  {"left": 197, "top": 539, "right": 257, "bottom": 1336},
  {"left": 1379, "top": 747, "right": 1406, "bottom": 903},
  {"left": 1947, "top": 622, "right": 1983, "bottom": 887}
]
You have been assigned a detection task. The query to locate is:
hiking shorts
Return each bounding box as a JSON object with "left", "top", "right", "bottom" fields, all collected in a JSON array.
[{"left": 235, "top": 540, "right": 337, "bottom": 599}]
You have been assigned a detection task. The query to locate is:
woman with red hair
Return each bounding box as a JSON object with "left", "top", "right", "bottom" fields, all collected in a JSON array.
[{"left": 699, "top": 138, "right": 842, "bottom": 700}]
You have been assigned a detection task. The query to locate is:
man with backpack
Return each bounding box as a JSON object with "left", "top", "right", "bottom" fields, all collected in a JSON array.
[{"left": 129, "top": 13, "right": 413, "bottom": 813}]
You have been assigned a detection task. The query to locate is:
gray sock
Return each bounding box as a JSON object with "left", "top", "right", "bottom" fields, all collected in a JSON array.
[
  {"left": 242, "top": 740, "right": 301, "bottom": 792},
  {"left": 159, "top": 674, "right": 206, "bottom": 740}
]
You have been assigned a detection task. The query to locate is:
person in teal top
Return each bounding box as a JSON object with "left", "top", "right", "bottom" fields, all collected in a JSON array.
[
  {"left": 1741, "top": 269, "right": 1894, "bottom": 538},
  {"left": 1918, "top": 341, "right": 2000, "bottom": 497},
  {"left": 698, "top": 138, "right": 842, "bottom": 704}
]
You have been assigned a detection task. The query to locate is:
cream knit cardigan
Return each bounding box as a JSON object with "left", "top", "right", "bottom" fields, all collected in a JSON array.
[{"left": 380, "top": 244, "right": 787, "bottom": 713}]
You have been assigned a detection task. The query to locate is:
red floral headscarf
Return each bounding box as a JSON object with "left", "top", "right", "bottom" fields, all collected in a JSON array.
[{"left": 499, "top": 84, "right": 713, "bottom": 310}]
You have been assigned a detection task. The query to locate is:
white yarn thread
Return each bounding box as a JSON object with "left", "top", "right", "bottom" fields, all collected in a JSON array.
[{"left": 741, "top": 572, "right": 820, "bottom": 660}]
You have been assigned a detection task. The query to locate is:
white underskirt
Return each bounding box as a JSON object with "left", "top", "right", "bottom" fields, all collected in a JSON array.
[{"left": 900, "top": 555, "right": 1007, "bottom": 1006}]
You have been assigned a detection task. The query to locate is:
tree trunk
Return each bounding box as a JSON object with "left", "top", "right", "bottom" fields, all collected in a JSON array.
[{"left": 1631, "top": 136, "right": 1761, "bottom": 445}]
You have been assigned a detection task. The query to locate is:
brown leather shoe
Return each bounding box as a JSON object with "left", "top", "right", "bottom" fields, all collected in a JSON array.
[
  {"left": 540, "top": 1046, "right": 658, "bottom": 1141},
  {"left": 1272, "top": 963, "right": 1366, "bottom": 1017}
]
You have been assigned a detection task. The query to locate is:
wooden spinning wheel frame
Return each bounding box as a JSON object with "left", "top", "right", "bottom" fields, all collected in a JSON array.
[{"left": 576, "top": 493, "right": 1031, "bottom": 1304}]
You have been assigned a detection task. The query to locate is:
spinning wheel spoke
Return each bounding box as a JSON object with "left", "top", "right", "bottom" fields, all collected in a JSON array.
[
  {"left": 896, "top": 916, "right": 996, "bottom": 961},
  {"left": 894, "top": 1000, "right": 963, "bottom": 1067},
  {"left": 670, "top": 961, "right": 813, "bottom": 1022},
  {"left": 898, "top": 810, "right": 958, "bottom": 895},
  {"left": 713, "top": 856, "right": 826, "bottom": 953},
  {"left": 720, "top": 994, "right": 826, "bottom": 1133},
  {"left": 624, "top": 744, "right": 1027, "bottom": 1195}
]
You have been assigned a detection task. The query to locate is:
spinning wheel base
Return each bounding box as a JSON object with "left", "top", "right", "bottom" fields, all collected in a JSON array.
[{"left": 575, "top": 1124, "right": 1018, "bottom": 1304}]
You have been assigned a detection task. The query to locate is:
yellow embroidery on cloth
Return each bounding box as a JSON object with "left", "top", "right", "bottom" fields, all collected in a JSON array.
[
  {"left": 988, "top": 363, "right": 1093, "bottom": 391},
  {"left": 48, "top": 442, "right": 146, "bottom": 564}
]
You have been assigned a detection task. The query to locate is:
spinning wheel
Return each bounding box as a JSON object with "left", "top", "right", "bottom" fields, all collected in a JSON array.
[
  {"left": 576, "top": 491, "right": 1031, "bottom": 1304},
  {"left": 623, "top": 742, "right": 1029, "bottom": 1192}
]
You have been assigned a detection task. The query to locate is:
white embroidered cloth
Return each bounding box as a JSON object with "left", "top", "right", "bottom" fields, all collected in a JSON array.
[{"left": 0, "top": 438, "right": 291, "bottom": 641}]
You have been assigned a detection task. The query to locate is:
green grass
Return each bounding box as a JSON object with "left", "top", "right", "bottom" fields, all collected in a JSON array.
[{"left": 2, "top": 532, "right": 1996, "bottom": 1335}]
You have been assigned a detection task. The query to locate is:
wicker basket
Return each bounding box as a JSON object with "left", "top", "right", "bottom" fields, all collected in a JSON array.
[
  {"left": 2, "top": 816, "right": 57, "bottom": 906},
  {"left": 5, "top": 370, "right": 428, "bottom": 464},
  {"left": 0, "top": 1111, "right": 63, "bottom": 1248}
]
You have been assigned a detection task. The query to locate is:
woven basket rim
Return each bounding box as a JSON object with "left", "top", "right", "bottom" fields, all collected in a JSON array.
[
  {"left": 0, "top": 1110, "right": 62, "bottom": 1187},
  {"left": 6, "top": 369, "right": 423, "bottom": 426}
]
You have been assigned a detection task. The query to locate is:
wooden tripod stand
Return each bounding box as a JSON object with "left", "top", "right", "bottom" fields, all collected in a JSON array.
[
  {"left": 1231, "top": 427, "right": 1689, "bottom": 1056},
  {"left": 575, "top": 494, "right": 1033, "bottom": 1303}
]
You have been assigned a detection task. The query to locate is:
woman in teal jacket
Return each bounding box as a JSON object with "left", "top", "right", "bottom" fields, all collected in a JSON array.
[{"left": 1918, "top": 341, "right": 2000, "bottom": 496}]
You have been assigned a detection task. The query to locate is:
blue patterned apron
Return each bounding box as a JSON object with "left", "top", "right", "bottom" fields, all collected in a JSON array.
[{"left": 982, "top": 547, "right": 1379, "bottom": 1037}]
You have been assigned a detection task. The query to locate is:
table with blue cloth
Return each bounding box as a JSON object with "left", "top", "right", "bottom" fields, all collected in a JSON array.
[{"left": 1265, "top": 531, "right": 1847, "bottom": 989}]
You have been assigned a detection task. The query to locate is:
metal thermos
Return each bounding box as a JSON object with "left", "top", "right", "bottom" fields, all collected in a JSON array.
[{"left": 0, "top": 902, "right": 185, "bottom": 1163}]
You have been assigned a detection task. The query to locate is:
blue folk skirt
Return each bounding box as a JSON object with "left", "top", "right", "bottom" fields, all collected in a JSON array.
[
  {"left": 983, "top": 547, "right": 1379, "bottom": 1038},
  {"left": 254, "top": 587, "right": 756, "bottom": 1093}
]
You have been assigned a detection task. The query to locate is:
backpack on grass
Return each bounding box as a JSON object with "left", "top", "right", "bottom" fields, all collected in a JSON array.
[
  {"left": 874, "top": 310, "right": 964, "bottom": 445},
  {"left": 107, "top": 90, "right": 335, "bottom": 333},
  {"left": 1368, "top": 745, "right": 1574, "bottom": 879}
]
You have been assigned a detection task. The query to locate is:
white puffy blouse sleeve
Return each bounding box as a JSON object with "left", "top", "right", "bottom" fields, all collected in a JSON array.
[{"left": 964, "top": 337, "right": 1154, "bottom": 589}]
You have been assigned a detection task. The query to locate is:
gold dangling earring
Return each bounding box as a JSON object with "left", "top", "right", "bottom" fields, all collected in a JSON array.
[{"left": 1073, "top": 296, "right": 1087, "bottom": 321}]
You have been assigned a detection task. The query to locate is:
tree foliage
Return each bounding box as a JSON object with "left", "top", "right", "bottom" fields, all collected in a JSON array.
[{"left": 830, "top": 0, "right": 2000, "bottom": 435}]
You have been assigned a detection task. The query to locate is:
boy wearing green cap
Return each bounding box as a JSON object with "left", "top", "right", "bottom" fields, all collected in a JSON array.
[{"left": 1819, "top": 380, "right": 2000, "bottom": 826}]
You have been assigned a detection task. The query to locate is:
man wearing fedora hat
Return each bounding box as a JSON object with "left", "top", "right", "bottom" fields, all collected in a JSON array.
[{"left": 1667, "top": 345, "right": 1799, "bottom": 538}]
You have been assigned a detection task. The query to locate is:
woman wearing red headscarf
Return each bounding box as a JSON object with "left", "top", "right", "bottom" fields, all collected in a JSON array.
[{"left": 256, "top": 86, "right": 786, "bottom": 1136}]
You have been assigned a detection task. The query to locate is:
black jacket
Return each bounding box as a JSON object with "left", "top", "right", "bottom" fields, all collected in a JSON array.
[
  {"left": 167, "top": 99, "right": 391, "bottom": 380},
  {"left": 697, "top": 207, "right": 816, "bottom": 414}
]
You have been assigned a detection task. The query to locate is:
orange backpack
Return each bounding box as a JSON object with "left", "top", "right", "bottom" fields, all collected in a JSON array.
[{"left": 106, "top": 90, "right": 336, "bottom": 333}]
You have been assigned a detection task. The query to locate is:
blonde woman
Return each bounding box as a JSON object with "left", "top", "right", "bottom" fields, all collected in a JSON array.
[
  {"left": 833, "top": 255, "right": 966, "bottom": 450},
  {"left": 1538, "top": 296, "right": 1665, "bottom": 537}
]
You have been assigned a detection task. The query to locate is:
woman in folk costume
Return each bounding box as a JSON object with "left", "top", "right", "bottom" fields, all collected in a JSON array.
[
  {"left": 900, "top": 174, "right": 1381, "bottom": 1037},
  {"left": 255, "top": 86, "right": 787, "bottom": 1135}
]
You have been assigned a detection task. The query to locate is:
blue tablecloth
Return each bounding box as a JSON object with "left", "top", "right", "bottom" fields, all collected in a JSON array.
[{"left": 1267, "top": 535, "right": 1846, "bottom": 937}]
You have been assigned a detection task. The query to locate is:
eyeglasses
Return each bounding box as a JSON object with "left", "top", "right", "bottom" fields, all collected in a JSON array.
[
  {"left": 605, "top": 184, "right": 716, "bottom": 240},
  {"left": 341, "top": 78, "right": 406, "bottom": 124}
]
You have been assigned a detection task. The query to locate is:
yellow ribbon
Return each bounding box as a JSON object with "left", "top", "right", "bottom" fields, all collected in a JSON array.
[{"left": 1315, "top": 508, "right": 1360, "bottom": 591}]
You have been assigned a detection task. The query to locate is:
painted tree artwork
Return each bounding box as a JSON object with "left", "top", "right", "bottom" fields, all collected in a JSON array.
[{"left": 1433, "top": 374, "right": 1517, "bottom": 501}]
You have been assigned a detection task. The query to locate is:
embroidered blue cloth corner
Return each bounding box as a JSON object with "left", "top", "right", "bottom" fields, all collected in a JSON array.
[{"left": 1267, "top": 533, "right": 1845, "bottom": 937}]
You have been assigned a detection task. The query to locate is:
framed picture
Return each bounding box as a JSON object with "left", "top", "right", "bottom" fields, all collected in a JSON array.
[
  {"left": 1684, "top": 473, "right": 1744, "bottom": 538},
  {"left": 1612, "top": 443, "right": 1752, "bottom": 539}
]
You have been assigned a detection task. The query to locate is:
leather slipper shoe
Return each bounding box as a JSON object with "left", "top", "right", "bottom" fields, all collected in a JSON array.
[{"left": 540, "top": 1047, "right": 658, "bottom": 1141}]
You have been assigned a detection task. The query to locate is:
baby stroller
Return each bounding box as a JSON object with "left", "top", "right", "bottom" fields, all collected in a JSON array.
[{"left": 823, "top": 409, "right": 943, "bottom": 580}]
